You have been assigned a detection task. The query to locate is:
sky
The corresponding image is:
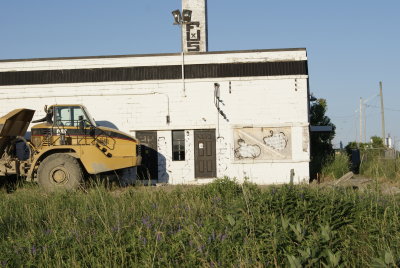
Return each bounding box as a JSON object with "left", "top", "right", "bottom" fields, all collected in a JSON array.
[{"left": 1, "top": 0, "right": 399, "bottom": 148}]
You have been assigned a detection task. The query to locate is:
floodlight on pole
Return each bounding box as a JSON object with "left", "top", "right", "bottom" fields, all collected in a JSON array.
[
  {"left": 214, "top": 83, "right": 228, "bottom": 137},
  {"left": 171, "top": 10, "right": 182, "bottom": 25},
  {"left": 214, "top": 83, "right": 220, "bottom": 99},
  {"left": 182, "top": 9, "right": 192, "bottom": 22}
]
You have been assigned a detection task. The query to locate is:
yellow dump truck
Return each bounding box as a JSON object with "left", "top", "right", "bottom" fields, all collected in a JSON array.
[{"left": 0, "top": 104, "right": 141, "bottom": 191}]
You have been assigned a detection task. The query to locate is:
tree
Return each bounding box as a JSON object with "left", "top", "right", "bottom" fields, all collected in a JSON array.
[
  {"left": 309, "top": 98, "right": 336, "bottom": 180},
  {"left": 345, "top": 136, "right": 384, "bottom": 152},
  {"left": 370, "top": 136, "right": 384, "bottom": 148}
]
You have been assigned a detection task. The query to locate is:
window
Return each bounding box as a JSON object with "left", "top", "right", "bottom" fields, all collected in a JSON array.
[
  {"left": 54, "top": 106, "right": 89, "bottom": 127},
  {"left": 172, "top": 130, "right": 185, "bottom": 161}
]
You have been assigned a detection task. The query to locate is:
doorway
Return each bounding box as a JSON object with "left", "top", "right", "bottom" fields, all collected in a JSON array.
[
  {"left": 136, "top": 131, "right": 158, "bottom": 181},
  {"left": 194, "top": 129, "right": 216, "bottom": 178}
]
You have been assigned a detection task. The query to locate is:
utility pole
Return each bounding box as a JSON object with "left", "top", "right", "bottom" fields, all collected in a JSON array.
[
  {"left": 379, "top": 81, "right": 386, "bottom": 145},
  {"left": 364, "top": 103, "right": 367, "bottom": 143},
  {"left": 354, "top": 111, "right": 358, "bottom": 145},
  {"left": 359, "top": 97, "right": 363, "bottom": 145}
]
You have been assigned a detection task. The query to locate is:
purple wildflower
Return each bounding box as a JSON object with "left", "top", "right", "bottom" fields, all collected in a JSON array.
[
  {"left": 111, "top": 225, "right": 121, "bottom": 232},
  {"left": 31, "top": 245, "right": 37, "bottom": 255},
  {"left": 184, "top": 204, "right": 190, "bottom": 212},
  {"left": 220, "top": 233, "right": 228, "bottom": 241},
  {"left": 156, "top": 232, "right": 163, "bottom": 241},
  {"left": 139, "top": 235, "right": 147, "bottom": 245},
  {"left": 212, "top": 196, "right": 222, "bottom": 206},
  {"left": 141, "top": 216, "right": 152, "bottom": 229},
  {"left": 73, "top": 230, "right": 81, "bottom": 240},
  {"left": 208, "top": 231, "right": 216, "bottom": 242},
  {"left": 177, "top": 226, "right": 182, "bottom": 234},
  {"left": 197, "top": 245, "right": 205, "bottom": 253}
]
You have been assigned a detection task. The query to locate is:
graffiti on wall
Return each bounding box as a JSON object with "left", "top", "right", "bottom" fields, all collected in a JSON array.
[
  {"left": 182, "top": 130, "right": 193, "bottom": 178},
  {"left": 302, "top": 126, "right": 309, "bottom": 152},
  {"left": 157, "top": 136, "right": 171, "bottom": 182},
  {"left": 217, "top": 136, "right": 229, "bottom": 175},
  {"left": 186, "top": 22, "right": 201, "bottom": 52},
  {"left": 263, "top": 130, "right": 288, "bottom": 151},
  {"left": 233, "top": 127, "right": 292, "bottom": 161},
  {"left": 234, "top": 139, "right": 261, "bottom": 159}
]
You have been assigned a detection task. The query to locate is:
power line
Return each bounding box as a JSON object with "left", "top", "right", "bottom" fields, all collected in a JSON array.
[
  {"left": 330, "top": 114, "right": 357, "bottom": 119},
  {"left": 366, "top": 104, "right": 400, "bottom": 112}
]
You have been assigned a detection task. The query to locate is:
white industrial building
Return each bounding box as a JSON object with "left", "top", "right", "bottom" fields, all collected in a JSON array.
[
  {"left": 0, "top": 0, "right": 312, "bottom": 184},
  {"left": 0, "top": 48, "right": 310, "bottom": 184}
]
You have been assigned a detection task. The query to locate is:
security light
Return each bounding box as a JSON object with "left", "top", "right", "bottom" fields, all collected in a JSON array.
[
  {"left": 214, "top": 83, "right": 220, "bottom": 99},
  {"left": 172, "top": 9, "right": 182, "bottom": 24},
  {"left": 182, "top": 9, "right": 192, "bottom": 23}
]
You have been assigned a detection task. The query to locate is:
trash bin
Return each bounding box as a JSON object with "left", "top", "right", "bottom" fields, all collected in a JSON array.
[{"left": 350, "top": 149, "right": 361, "bottom": 174}]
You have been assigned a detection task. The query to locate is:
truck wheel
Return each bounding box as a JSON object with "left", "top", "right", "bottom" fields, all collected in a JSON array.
[{"left": 37, "top": 153, "right": 83, "bottom": 192}]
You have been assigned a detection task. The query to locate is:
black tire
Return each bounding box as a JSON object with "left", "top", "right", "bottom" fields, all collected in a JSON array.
[
  {"left": 37, "top": 153, "right": 84, "bottom": 192},
  {"left": 0, "top": 175, "right": 20, "bottom": 193}
]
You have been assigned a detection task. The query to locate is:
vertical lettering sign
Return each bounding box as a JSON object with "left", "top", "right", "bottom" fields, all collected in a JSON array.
[{"left": 186, "top": 22, "right": 201, "bottom": 52}]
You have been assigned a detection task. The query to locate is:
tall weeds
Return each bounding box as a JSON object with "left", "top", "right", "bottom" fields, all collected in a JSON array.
[
  {"left": 321, "top": 153, "right": 350, "bottom": 179},
  {"left": 360, "top": 149, "right": 400, "bottom": 180},
  {"left": 0, "top": 179, "right": 399, "bottom": 267}
]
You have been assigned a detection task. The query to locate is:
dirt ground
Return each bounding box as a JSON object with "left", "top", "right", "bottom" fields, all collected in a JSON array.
[{"left": 313, "top": 172, "right": 400, "bottom": 195}]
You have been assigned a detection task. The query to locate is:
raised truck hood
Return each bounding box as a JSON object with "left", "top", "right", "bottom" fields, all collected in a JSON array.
[{"left": 0, "top": 109, "right": 35, "bottom": 137}]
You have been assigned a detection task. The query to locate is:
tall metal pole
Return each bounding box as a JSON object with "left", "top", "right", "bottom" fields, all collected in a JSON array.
[
  {"left": 181, "top": 24, "right": 186, "bottom": 97},
  {"left": 379, "top": 81, "right": 386, "bottom": 144},
  {"left": 354, "top": 111, "right": 358, "bottom": 145},
  {"left": 217, "top": 99, "right": 220, "bottom": 137},
  {"left": 364, "top": 103, "right": 367, "bottom": 143},
  {"left": 172, "top": 10, "right": 188, "bottom": 97},
  {"left": 359, "top": 97, "right": 363, "bottom": 145}
]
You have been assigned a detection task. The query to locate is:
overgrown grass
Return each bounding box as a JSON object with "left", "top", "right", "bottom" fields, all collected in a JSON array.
[
  {"left": 0, "top": 179, "right": 400, "bottom": 267},
  {"left": 321, "top": 149, "right": 400, "bottom": 181},
  {"left": 321, "top": 153, "right": 350, "bottom": 180},
  {"left": 360, "top": 150, "right": 400, "bottom": 180}
]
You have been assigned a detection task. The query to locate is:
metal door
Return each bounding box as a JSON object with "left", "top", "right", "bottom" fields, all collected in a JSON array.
[
  {"left": 194, "top": 129, "right": 216, "bottom": 178},
  {"left": 136, "top": 131, "right": 158, "bottom": 181}
]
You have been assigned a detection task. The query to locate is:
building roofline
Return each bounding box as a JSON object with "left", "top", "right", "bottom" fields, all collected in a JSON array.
[{"left": 0, "top": 48, "right": 307, "bottom": 63}]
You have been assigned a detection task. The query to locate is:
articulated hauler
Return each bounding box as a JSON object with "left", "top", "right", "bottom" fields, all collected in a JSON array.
[{"left": 0, "top": 104, "right": 141, "bottom": 191}]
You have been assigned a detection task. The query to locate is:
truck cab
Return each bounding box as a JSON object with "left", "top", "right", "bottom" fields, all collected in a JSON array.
[{"left": 31, "top": 104, "right": 97, "bottom": 147}]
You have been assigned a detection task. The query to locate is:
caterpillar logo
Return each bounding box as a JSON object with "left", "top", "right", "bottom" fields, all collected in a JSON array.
[{"left": 56, "top": 128, "right": 67, "bottom": 135}]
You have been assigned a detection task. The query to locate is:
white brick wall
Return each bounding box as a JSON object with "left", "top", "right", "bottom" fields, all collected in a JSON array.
[
  {"left": 0, "top": 49, "right": 310, "bottom": 184},
  {"left": 0, "top": 50, "right": 306, "bottom": 71}
]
